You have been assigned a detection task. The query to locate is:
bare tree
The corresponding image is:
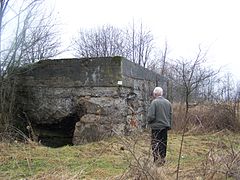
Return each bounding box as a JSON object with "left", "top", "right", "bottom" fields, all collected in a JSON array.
[
  {"left": 172, "top": 47, "right": 218, "bottom": 114},
  {"left": 73, "top": 25, "right": 127, "bottom": 58},
  {"left": 125, "top": 21, "right": 154, "bottom": 67},
  {"left": 172, "top": 47, "right": 219, "bottom": 179},
  {"left": 0, "top": 0, "right": 10, "bottom": 76},
  {"left": 73, "top": 22, "right": 155, "bottom": 68},
  {"left": 0, "top": 0, "right": 60, "bottom": 76},
  {"left": 0, "top": 0, "right": 60, "bottom": 131},
  {"left": 217, "top": 73, "right": 235, "bottom": 102},
  {"left": 21, "top": 13, "right": 61, "bottom": 63},
  {"left": 233, "top": 82, "right": 240, "bottom": 120},
  {"left": 160, "top": 41, "right": 168, "bottom": 76}
]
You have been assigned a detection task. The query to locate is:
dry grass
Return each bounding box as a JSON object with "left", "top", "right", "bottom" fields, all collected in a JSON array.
[
  {"left": 115, "top": 130, "right": 240, "bottom": 180},
  {"left": 1, "top": 102, "right": 240, "bottom": 180},
  {"left": 0, "top": 139, "right": 127, "bottom": 180},
  {"left": 0, "top": 131, "right": 240, "bottom": 180}
]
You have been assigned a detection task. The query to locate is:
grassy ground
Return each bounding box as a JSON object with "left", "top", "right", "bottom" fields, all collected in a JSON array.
[{"left": 0, "top": 130, "right": 240, "bottom": 180}]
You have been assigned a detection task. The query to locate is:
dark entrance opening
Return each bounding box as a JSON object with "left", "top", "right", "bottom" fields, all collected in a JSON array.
[{"left": 36, "top": 113, "right": 79, "bottom": 148}]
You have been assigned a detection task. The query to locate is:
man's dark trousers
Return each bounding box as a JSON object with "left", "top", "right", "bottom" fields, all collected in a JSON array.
[{"left": 151, "top": 128, "right": 168, "bottom": 162}]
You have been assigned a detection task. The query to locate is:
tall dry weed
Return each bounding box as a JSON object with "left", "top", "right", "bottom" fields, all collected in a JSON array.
[{"left": 173, "top": 103, "right": 240, "bottom": 133}]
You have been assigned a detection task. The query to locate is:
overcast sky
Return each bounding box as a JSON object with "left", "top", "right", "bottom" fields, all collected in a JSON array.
[{"left": 49, "top": 0, "right": 240, "bottom": 80}]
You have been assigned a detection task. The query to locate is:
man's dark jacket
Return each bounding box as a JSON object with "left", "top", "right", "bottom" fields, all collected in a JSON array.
[{"left": 147, "top": 96, "right": 172, "bottom": 129}]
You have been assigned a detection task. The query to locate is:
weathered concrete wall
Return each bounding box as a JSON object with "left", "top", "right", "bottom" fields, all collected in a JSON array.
[{"left": 15, "top": 57, "right": 166, "bottom": 147}]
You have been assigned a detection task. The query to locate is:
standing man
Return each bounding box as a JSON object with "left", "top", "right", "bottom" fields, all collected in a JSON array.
[{"left": 147, "top": 87, "right": 172, "bottom": 166}]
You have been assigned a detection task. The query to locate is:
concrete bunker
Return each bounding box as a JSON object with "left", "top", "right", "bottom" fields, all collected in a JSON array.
[{"left": 14, "top": 57, "right": 166, "bottom": 147}]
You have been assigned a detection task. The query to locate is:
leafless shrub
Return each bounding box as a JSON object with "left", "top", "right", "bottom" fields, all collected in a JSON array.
[
  {"left": 201, "top": 141, "right": 240, "bottom": 179},
  {"left": 112, "top": 131, "right": 172, "bottom": 180},
  {"left": 119, "top": 161, "right": 171, "bottom": 180},
  {"left": 0, "top": 125, "right": 30, "bottom": 143},
  {"left": 190, "top": 104, "right": 240, "bottom": 133}
]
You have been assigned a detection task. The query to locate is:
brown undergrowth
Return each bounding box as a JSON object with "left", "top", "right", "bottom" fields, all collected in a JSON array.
[
  {"left": 0, "top": 131, "right": 240, "bottom": 179},
  {"left": 173, "top": 103, "right": 240, "bottom": 133}
]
